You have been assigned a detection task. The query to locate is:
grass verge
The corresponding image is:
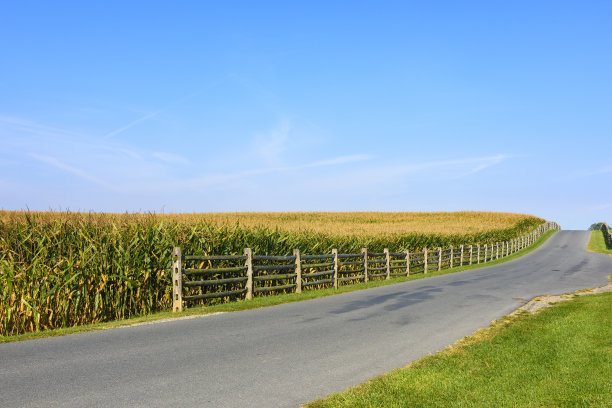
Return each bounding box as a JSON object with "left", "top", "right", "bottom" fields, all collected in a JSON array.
[
  {"left": 306, "top": 290, "right": 612, "bottom": 408},
  {"left": 0, "top": 230, "right": 558, "bottom": 344},
  {"left": 588, "top": 230, "right": 612, "bottom": 255}
]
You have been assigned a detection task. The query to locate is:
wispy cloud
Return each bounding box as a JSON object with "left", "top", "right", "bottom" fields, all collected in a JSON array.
[
  {"left": 0, "top": 115, "right": 142, "bottom": 159},
  {"left": 586, "top": 203, "right": 612, "bottom": 212},
  {"left": 0, "top": 115, "right": 83, "bottom": 140},
  {"left": 181, "top": 153, "right": 372, "bottom": 187},
  {"left": 370, "top": 154, "right": 510, "bottom": 181},
  {"left": 28, "top": 153, "right": 114, "bottom": 189},
  {"left": 251, "top": 119, "right": 292, "bottom": 164},
  {"left": 103, "top": 110, "right": 162, "bottom": 140},
  {"left": 152, "top": 152, "right": 191, "bottom": 165},
  {"left": 450, "top": 154, "right": 507, "bottom": 179},
  {"left": 582, "top": 166, "right": 612, "bottom": 177},
  {"left": 102, "top": 91, "right": 202, "bottom": 140},
  {"left": 305, "top": 154, "right": 372, "bottom": 168}
]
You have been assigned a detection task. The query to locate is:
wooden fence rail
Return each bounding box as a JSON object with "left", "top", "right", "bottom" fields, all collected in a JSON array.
[
  {"left": 172, "top": 221, "right": 561, "bottom": 312},
  {"left": 602, "top": 223, "right": 612, "bottom": 248}
]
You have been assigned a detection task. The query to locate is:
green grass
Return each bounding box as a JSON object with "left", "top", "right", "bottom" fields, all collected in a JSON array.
[
  {"left": 588, "top": 230, "right": 612, "bottom": 255},
  {"left": 307, "top": 291, "right": 612, "bottom": 408},
  {"left": 0, "top": 230, "right": 557, "bottom": 344}
]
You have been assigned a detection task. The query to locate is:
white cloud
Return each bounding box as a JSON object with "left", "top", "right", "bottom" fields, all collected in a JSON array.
[
  {"left": 0, "top": 115, "right": 83, "bottom": 141},
  {"left": 353, "top": 154, "right": 510, "bottom": 182},
  {"left": 101, "top": 91, "right": 202, "bottom": 140},
  {"left": 178, "top": 153, "right": 373, "bottom": 188},
  {"left": 103, "top": 110, "right": 163, "bottom": 140},
  {"left": 28, "top": 153, "right": 114, "bottom": 189},
  {"left": 450, "top": 154, "right": 507, "bottom": 179},
  {"left": 251, "top": 119, "right": 292, "bottom": 164},
  {"left": 305, "top": 154, "right": 372, "bottom": 168},
  {"left": 586, "top": 203, "right": 612, "bottom": 212},
  {"left": 587, "top": 166, "right": 612, "bottom": 176},
  {"left": 152, "top": 152, "right": 191, "bottom": 165},
  {"left": 570, "top": 165, "right": 612, "bottom": 179}
]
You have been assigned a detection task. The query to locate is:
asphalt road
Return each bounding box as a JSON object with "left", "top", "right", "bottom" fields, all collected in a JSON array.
[{"left": 1, "top": 230, "right": 611, "bottom": 407}]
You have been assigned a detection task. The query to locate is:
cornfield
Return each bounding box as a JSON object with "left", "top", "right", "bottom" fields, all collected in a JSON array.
[{"left": 0, "top": 211, "right": 544, "bottom": 336}]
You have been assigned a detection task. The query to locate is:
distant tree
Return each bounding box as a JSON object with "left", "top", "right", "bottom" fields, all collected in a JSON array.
[{"left": 588, "top": 222, "right": 604, "bottom": 231}]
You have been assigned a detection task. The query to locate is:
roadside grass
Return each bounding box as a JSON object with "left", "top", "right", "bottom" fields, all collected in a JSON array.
[
  {"left": 306, "top": 291, "right": 612, "bottom": 408},
  {"left": 0, "top": 230, "right": 557, "bottom": 344},
  {"left": 588, "top": 230, "right": 612, "bottom": 255}
]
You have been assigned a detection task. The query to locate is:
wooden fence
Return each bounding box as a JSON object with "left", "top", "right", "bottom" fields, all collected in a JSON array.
[
  {"left": 601, "top": 223, "right": 612, "bottom": 248},
  {"left": 171, "top": 221, "right": 561, "bottom": 312}
]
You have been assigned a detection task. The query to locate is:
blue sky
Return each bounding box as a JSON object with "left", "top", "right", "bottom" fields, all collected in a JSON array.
[{"left": 1, "top": 1, "right": 611, "bottom": 229}]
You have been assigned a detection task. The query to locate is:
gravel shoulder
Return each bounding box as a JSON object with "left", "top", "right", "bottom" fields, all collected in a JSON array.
[{"left": 511, "top": 282, "right": 612, "bottom": 315}]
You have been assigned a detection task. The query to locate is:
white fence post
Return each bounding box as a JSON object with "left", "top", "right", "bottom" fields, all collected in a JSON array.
[
  {"left": 172, "top": 247, "right": 183, "bottom": 312},
  {"left": 332, "top": 248, "right": 339, "bottom": 288},
  {"left": 362, "top": 248, "right": 369, "bottom": 282},
  {"left": 423, "top": 247, "right": 428, "bottom": 274},
  {"left": 438, "top": 247, "right": 442, "bottom": 271},
  {"left": 294, "top": 249, "right": 302, "bottom": 294},
  {"left": 245, "top": 248, "right": 253, "bottom": 300},
  {"left": 450, "top": 245, "right": 454, "bottom": 269},
  {"left": 405, "top": 249, "right": 410, "bottom": 276},
  {"left": 384, "top": 248, "right": 391, "bottom": 280}
]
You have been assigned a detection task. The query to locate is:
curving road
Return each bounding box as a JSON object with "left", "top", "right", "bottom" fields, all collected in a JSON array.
[{"left": 1, "top": 231, "right": 611, "bottom": 407}]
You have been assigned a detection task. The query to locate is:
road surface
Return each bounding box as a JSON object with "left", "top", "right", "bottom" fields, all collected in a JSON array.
[{"left": 1, "top": 230, "right": 611, "bottom": 407}]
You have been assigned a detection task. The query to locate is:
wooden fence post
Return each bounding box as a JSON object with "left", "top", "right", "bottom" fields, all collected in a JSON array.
[
  {"left": 460, "top": 245, "right": 464, "bottom": 266},
  {"left": 477, "top": 244, "right": 480, "bottom": 264},
  {"left": 496, "top": 242, "right": 499, "bottom": 259},
  {"left": 172, "top": 247, "right": 183, "bottom": 312},
  {"left": 450, "top": 245, "right": 454, "bottom": 269},
  {"left": 404, "top": 249, "right": 410, "bottom": 276},
  {"left": 362, "top": 248, "right": 369, "bottom": 282},
  {"left": 438, "top": 247, "right": 442, "bottom": 271},
  {"left": 469, "top": 245, "right": 473, "bottom": 265},
  {"left": 423, "top": 247, "right": 428, "bottom": 274},
  {"left": 294, "top": 249, "right": 302, "bottom": 293},
  {"left": 484, "top": 244, "right": 488, "bottom": 262},
  {"left": 332, "top": 248, "right": 339, "bottom": 288},
  {"left": 245, "top": 248, "right": 253, "bottom": 300},
  {"left": 384, "top": 248, "right": 391, "bottom": 280}
]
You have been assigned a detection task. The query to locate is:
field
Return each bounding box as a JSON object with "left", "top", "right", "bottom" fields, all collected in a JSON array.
[
  {"left": 0, "top": 211, "right": 544, "bottom": 336},
  {"left": 0, "top": 210, "right": 539, "bottom": 236}
]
